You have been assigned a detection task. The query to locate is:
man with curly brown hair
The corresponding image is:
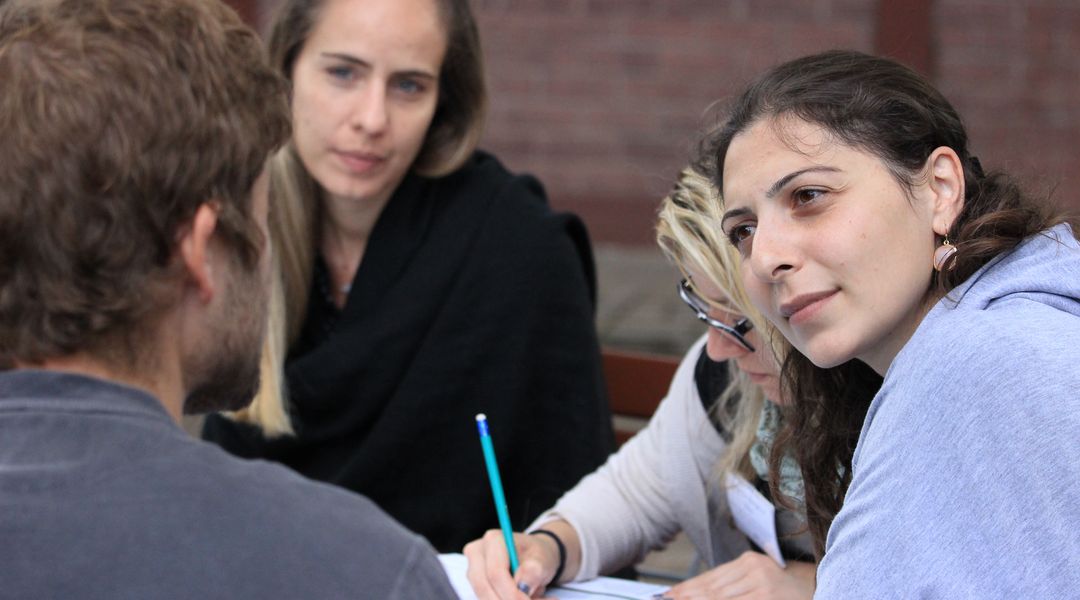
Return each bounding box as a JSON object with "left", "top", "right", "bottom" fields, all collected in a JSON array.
[{"left": 0, "top": 0, "right": 455, "bottom": 597}]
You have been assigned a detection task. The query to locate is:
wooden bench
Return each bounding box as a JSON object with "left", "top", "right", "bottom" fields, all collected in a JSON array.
[
  {"left": 602, "top": 348, "right": 680, "bottom": 447},
  {"left": 602, "top": 347, "right": 701, "bottom": 581}
]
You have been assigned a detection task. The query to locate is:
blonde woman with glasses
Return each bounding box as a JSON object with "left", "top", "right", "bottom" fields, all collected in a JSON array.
[{"left": 463, "top": 168, "right": 848, "bottom": 599}]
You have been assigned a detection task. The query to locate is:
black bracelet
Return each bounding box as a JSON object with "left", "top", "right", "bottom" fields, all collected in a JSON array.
[{"left": 529, "top": 529, "right": 566, "bottom": 585}]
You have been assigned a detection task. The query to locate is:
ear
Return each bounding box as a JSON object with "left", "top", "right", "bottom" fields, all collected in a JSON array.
[
  {"left": 925, "top": 146, "right": 965, "bottom": 236},
  {"left": 177, "top": 203, "right": 221, "bottom": 304}
]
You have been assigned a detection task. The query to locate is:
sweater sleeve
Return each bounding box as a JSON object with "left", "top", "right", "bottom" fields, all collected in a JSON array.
[{"left": 530, "top": 337, "right": 715, "bottom": 580}]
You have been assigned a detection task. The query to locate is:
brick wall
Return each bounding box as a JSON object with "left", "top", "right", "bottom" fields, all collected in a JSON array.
[
  {"left": 475, "top": 0, "right": 875, "bottom": 243},
  {"left": 935, "top": 0, "right": 1080, "bottom": 218},
  {"left": 238, "top": 0, "right": 1080, "bottom": 245}
]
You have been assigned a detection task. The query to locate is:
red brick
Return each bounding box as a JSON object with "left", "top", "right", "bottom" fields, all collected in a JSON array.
[{"left": 248, "top": 0, "right": 1080, "bottom": 243}]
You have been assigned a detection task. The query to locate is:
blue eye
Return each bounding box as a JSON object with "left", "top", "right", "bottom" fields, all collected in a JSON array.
[
  {"left": 325, "top": 65, "right": 357, "bottom": 82},
  {"left": 394, "top": 78, "right": 425, "bottom": 95}
]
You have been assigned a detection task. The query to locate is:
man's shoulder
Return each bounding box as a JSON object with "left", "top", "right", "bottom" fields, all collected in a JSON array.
[
  {"left": 151, "top": 442, "right": 455, "bottom": 596},
  {"left": 2, "top": 410, "right": 456, "bottom": 598},
  {"left": 179, "top": 441, "right": 409, "bottom": 539}
]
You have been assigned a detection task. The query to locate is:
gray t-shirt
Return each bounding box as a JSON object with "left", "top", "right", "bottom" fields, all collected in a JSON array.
[{"left": 0, "top": 370, "right": 457, "bottom": 599}]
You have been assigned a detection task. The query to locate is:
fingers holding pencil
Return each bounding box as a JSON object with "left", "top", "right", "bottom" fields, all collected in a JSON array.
[
  {"left": 470, "top": 414, "right": 561, "bottom": 598},
  {"left": 464, "top": 530, "right": 557, "bottom": 599}
]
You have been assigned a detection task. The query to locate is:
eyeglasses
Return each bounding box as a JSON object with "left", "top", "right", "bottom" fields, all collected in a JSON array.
[{"left": 677, "top": 279, "right": 755, "bottom": 352}]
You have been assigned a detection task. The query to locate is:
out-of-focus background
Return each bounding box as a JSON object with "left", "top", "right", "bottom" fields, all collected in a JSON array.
[{"left": 226, "top": 0, "right": 1080, "bottom": 357}]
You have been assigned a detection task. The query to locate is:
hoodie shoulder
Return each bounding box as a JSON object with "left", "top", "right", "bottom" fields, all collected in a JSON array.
[{"left": 952, "top": 224, "right": 1080, "bottom": 314}]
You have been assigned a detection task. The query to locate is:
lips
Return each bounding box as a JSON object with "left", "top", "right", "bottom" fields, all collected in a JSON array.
[
  {"left": 779, "top": 290, "right": 837, "bottom": 323},
  {"left": 333, "top": 149, "right": 386, "bottom": 174}
]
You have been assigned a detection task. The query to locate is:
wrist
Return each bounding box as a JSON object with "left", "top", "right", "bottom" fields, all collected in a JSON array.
[{"left": 529, "top": 529, "right": 566, "bottom": 585}]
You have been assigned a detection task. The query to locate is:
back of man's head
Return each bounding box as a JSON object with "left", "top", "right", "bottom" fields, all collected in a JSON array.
[{"left": 0, "top": 0, "right": 290, "bottom": 370}]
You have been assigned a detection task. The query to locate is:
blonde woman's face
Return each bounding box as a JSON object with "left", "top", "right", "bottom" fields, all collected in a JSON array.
[
  {"left": 686, "top": 268, "right": 783, "bottom": 404},
  {"left": 289, "top": 0, "right": 446, "bottom": 206}
]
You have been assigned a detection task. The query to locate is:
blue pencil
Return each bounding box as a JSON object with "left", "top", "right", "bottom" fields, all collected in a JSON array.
[{"left": 475, "top": 413, "right": 520, "bottom": 573}]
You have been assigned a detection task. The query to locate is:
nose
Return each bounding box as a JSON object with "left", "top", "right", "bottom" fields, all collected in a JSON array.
[
  {"left": 350, "top": 82, "right": 388, "bottom": 135},
  {"left": 747, "top": 213, "right": 796, "bottom": 283},
  {"left": 705, "top": 326, "right": 752, "bottom": 362}
]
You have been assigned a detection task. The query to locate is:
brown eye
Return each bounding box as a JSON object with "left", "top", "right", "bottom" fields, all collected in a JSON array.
[
  {"left": 727, "top": 224, "right": 755, "bottom": 250},
  {"left": 793, "top": 188, "right": 825, "bottom": 206}
]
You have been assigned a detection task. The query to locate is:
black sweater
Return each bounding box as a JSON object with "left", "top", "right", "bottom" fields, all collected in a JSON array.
[{"left": 204, "top": 151, "right": 614, "bottom": 552}]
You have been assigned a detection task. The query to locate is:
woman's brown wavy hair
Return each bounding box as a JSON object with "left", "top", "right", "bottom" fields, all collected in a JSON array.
[{"left": 697, "top": 49, "right": 1072, "bottom": 557}]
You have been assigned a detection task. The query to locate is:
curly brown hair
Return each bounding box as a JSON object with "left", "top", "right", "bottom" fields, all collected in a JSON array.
[
  {"left": 0, "top": 0, "right": 291, "bottom": 369},
  {"left": 698, "top": 49, "right": 1070, "bottom": 557}
]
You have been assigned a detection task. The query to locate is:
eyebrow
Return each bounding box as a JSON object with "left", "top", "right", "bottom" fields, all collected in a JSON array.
[
  {"left": 722, "top": 166, "right": 841, "bottom": 225},
  {"left": 720, "top": 206, "right": 752, "bottom": 227},
  {"left": 321, "top": 52, "right": 369, "bottom": 67},
  {"left": 319, "top": 52, "right": 437, "bottom": 80},
  {"left": 765, "top": 166, "right": 841, "bottom": 198}
]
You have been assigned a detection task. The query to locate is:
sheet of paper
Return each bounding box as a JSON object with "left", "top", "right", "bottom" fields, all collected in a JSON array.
[
  {"left": 724, "top": 473, "right": 786, "bottom": 567},
  {"left": 439, "top": 553, "right": 669, "bottom": 599},
  {"left": 550, "top": 577, "right": 669, "bottom": 599}
]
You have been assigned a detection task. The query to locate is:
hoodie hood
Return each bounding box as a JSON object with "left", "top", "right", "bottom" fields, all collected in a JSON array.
[{"left": 948, "top": 223, "right": 1080, "bottom": 316}]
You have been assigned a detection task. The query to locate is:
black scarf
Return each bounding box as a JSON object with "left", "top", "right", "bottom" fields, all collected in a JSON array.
[{"left": 204, "top": 151, "right": 614, "bottom": 552}]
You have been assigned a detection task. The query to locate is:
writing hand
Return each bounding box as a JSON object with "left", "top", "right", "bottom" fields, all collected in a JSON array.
[{"left": 464, "top": 529, "right": 560, "bottom": 599}]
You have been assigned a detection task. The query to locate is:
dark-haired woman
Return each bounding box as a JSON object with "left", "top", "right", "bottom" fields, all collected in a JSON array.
[
  {"left": 202, "top": 0, "right": 613, "bottom": 554},
  {"left": 704, "top": 49, "right": 1080, "bottom": 596}
]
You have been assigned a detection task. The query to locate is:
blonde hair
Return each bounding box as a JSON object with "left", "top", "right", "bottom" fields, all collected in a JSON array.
[
  {"left": 656, "top": 167, "right": 785, "bottom": 481},
  {"left": 227, "top": 0, "right": 489, "bottom": 435},
  {"left": 228, "top": 268, "right": 294, "bottom": 435},
  {"left": 226, "top": 138, "right": 317, "bottom": 436}
]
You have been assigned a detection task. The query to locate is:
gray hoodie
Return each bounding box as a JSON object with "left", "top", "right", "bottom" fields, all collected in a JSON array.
[{"left": 816, "top": 224, "right": 1080, "bottom": 598}]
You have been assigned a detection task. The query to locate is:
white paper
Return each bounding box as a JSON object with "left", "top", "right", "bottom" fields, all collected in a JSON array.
[
  {"left": 724, "top": 473, "right": 786, "bottom": 566},
  {"left": 549, "top": 577, "right": 669, "bottom": 599},
  {"left": 439, "top": 553, "right": 669, "bottom": 599}
]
